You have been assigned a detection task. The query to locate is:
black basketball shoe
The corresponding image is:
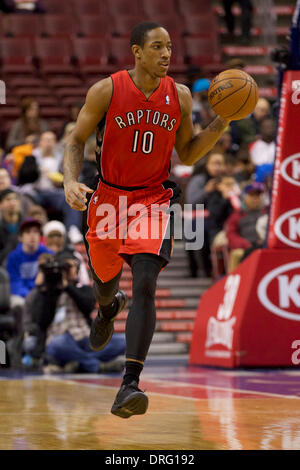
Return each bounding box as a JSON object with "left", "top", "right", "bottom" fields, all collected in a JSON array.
[
  {"left": 89, "top": 290, "right": 127, "bottom": 352},
  {"left": 111, "top": 380, "right": 149, "bottom": 418}
]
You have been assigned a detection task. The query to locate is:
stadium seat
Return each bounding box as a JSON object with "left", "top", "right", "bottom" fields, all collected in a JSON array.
[
  {"left": 48, "top": 119, "right": 65, "bottom": 136},
  {"left": 39, "top": 107, "right": 68, "bottom": 119},
  {"left": 0, "top": 38, "right": 35, "bottom": 74},
  {"left": 73, "top": 0, "right": 106, "bottom": 16},
  {"left": 149, "top": 14, "right": 184, "bottom": 37},
  {"left": 47, "top": 76, "right": 83, "bottom": 88},
  {"left": 2, "top": 14, "right": 41, "bottom": 37},
  {"left": 77, "top": 15, "right": 112, "bottom": 38},
  {"left": 110, "top": 37, "right": 135, "bottom": 67},
  {"left": 34, "top": 96, "right": 59, "bottom": 106},
  {"left": 14, "top": 87, "right": 52, "bottom": 98},
  {"left": 184, "top": 36, "right": 221, "bottom": 66},
  {"left": 142, "top": 0, "right": 175, "bottom": 17},
  {"left": 177, "top": 0, "right": 210, "bottom": 16},
  {"left": 35, "top": 38, "right": 74, "bottom": 74},
  {"left": 112, "top": 15, "right": 145, "bottom": 37},
  {"left": 9, "top": 77, "right": 45, "bottom": 89},
  {"left": 41, "top": 0, "right": 73, "bottom": 14},
  {"left": 73, "top": 37, "right": 111, "bottom": 75},
  {"left": 107, "top": 0, "right": 144, "bottom": 17},
  {"left": 55, "top": 87, "right": 87, "bottom": 99},
  {"left": 183, "top": 13, "right": 218, "bottom": 37},
  {"left": 41, "top": 15, "right": 78, "bottom": 38}
]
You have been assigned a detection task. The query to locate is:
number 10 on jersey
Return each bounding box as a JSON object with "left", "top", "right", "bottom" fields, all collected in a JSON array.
[{"left": 132, "top": 130, "right": 154, "bottom": 154}]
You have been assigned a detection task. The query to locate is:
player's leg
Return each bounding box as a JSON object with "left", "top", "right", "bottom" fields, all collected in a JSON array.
[
  {"left": 89, "top": 268, "right": 127, "bottom": 351},
  {"left": 238, "top": 0, "right": 253, "bottom": 41},
  {"left": 111, "top": 253, "right": 165, "bottom": 419},
  {"left": 82, "top": 185, "right": 127, "bottom": 351}
]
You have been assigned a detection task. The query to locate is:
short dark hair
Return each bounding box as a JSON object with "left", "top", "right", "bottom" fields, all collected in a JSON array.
[{"left": 130, "top": 22, "right": 162, "bottom": 48}]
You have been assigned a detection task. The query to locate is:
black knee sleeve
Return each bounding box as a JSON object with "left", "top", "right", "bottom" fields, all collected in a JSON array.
[{"left": 125, "top": 254, "right": 165, "bottom": 362}]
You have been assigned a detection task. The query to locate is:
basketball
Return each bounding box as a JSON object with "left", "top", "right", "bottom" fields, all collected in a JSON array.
[{"left": 208, "top": 69, "right": 259, "bottom": 120}]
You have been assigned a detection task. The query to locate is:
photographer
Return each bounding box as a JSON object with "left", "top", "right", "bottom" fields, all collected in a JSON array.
[{"left": 23, "top": 251, "right": 125, "bottom": 373}]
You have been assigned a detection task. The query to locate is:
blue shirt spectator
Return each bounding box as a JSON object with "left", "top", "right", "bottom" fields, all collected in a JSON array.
[{"left": 6, "top": 218, "right": 52, "bottom": 298}]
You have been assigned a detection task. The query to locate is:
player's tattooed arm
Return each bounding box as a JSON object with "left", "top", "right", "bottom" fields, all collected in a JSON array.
[
  {"left": 175, "top": 83, "right": 230, "bottom": 166},
  {"left": 63, "top": 77, "right": 112, "bottom": 210}
]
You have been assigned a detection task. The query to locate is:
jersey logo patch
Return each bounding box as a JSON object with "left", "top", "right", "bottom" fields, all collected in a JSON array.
[
  {"left": 165, "top": 95, "right": 170, "bottom": 105},
  {"left": 93, "top": 196, "right": 98, "bottom": 205}
]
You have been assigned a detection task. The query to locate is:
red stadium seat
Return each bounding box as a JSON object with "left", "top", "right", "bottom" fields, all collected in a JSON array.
[
  {"left": 0, "top": 38, "right": 35, "bottom": 74},
  {"left": 9, "top": 77, "right": 44, "bottom": 89},
  {"left": 112, "top": 15, "right": 145, "bottom": 37},
  {"left": 34, "top": 96, "right": 59, "bottom": 106},
  {"left": 42, "top": 0, "right": 73, "bottom": 14},
  {"left": 39, "top": 107, "right": 68, "bottom": 119},
  {"left": 73, "top": 37, "right": 111, "bottom": 75},
  {"left": 178, "top": 0, "right": 211, "bottom": 16},
  {"left": 35, "top": 38, "right": 74, "bottom": 74},
  {"left": 184, "top": 36, "right": 221, "bottom": 66},
  {"left": 41, "top": 15, "right": 77, "bottom": 38},
  {"left": 73, "top": 0, "right": 106, "bottom": 16},
  {"left": 14, "top": 87, "right": 52, "bottom": 98},
  {"left": 77, "top": 15, "right": 112, "bottom": 38},
  {"left": 107, "top": 0, "right": 144, "bottom": 17},
  {"left": 110, "top": 37, "right": 134, "bottom": 67},
  {"left": 183, "top": 13, "right": 218, "bottom": 37},
  {"left": 47, "top": 76, "right": 83, "bottom": 88},
  {"left": 142, "top": 0, "right": 175, "bottom": 17},
  {"left": 55, "top": 87, "right": 87, "bottom": 99},
  {"left": 2, "top": 14, "right": 41, "bottom": 37},
  {"left": 149, "top": 14, "right": 184, "bottom": 37}
]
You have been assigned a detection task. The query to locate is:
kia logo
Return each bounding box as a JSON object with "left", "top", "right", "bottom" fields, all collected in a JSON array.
[
  {"left": 258, "top": 262, "right": 300, "bottom": 321},
  {"left": 274, "top": 208, "right": 300, "bottom": 248},
  {"left": 281, "top": 153, "right": 300, "bottom": 186}
]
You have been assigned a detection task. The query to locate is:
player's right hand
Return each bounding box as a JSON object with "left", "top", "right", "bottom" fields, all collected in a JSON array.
[{"left": 64, "top": 181, "right": 94, "bottom": 211}]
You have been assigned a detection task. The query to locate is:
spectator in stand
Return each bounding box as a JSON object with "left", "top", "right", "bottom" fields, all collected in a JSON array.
[
  {"left": 0, "top": 168, "right": 34, "bottom": 216},
  {"left": 6, "top": 98, "right": 48, "bottom": 151},
  {"left": 226, "top": 182, "right": 267, "bottom": 272},
  {"left": 0, "top": 189, "right": 23, "bottom": 265},
  {"left": 6, "top": 218, "right": 53, "bottom": 302},
  {"left": 222, "top": 0, "right": 253, "bottom": 44},
  {"left": 234, "top": 146, "right": 255, "bottom": 184},
  {"left": 204, "top": 175, "right": 237, "bottom": 247},
  {"left": 185, "top": 149, "right": 226, "bottom": 277},
  {"left": 185, "top": 149, "right": 226, "bottom": 206},
  {"left": 33, "top": 131, "right": 63, "bottom": 190},
  {"left": 23, "top": 250, "right": 125, "bottom": 373},
  {"left": 230, "top": 97, "right": 271, "bottom": 149},
  {"left": 43, "top": 220, "right": 90, "bottom": 286},
  {"left": 14, "top": 132, "right": 83, "bottom": 242},
  {"left": 249, "top": 117, "right": 276, "bottom": 167}
]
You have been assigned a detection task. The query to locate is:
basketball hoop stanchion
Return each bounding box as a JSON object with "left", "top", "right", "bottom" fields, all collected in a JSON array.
[{"left": 189, "top": 5, "right": 300, "bottom": 367}]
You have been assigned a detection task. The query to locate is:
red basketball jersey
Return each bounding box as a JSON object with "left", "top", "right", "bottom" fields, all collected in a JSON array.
[{"left": 96, "top": 70, "right": 181, "bottom": 187}]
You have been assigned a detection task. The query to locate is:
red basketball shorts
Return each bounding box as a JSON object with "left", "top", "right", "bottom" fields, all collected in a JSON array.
[{"left": 84, "top": 179, "right": 180, "bottom": 283}]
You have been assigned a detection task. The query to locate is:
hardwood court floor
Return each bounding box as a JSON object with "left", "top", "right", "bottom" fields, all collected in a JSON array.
[{"left": 0, "top": 364, "right": 300, "bottom": 450}]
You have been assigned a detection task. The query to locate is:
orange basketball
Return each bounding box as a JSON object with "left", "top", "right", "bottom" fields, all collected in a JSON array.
[{"left": 208, "top": 69, "right": 259, "bottom": 120}]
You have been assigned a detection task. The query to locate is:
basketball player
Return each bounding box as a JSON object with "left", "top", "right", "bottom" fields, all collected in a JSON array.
[{"left": 63, "top": 23, "right": 231, "bottom": 419}]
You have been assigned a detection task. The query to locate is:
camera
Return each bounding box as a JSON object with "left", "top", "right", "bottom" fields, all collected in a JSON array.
[{"left": 40, "top": 257, "right": 72, "bottom": 289}]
